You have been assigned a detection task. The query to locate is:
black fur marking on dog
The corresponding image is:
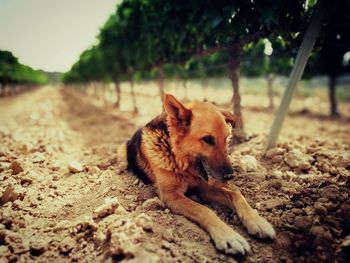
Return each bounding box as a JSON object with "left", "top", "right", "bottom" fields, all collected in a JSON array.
[
  {"left": 184, "top": 111, "right": 192, "bottom": 127},
  {"left": 127, "top": 128, "right": 151, "bottom": 184},
  {"left": 145, "top": 113, "right": 169, "bottom": 137}
]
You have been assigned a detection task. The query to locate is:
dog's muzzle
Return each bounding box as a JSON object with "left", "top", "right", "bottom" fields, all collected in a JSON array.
[
  {"left": 222, "top": 173, "right": 234, "bottom": 181},
  {"left": 196, "top": 157, "right": 234, "bottom": 182}
]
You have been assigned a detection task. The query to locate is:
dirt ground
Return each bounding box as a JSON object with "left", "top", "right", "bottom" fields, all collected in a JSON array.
[{"left": 0, "top": 86, "right": 349, "bottom": 263}]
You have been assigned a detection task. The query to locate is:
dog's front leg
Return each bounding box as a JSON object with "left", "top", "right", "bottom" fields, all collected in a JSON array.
[
  {"left": 155, "top": 170, "right": 251, "bottom": 255},
  {"left": 196, "top": 180, "right": 276, "bottom": 240}
]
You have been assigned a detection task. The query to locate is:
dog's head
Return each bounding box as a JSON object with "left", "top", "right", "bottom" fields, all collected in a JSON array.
[{"left": 164, "top": 94, "right": 237, "bottom": 182}]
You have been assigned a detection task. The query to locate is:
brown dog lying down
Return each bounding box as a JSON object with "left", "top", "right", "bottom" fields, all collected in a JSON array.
[{"left": 124, "top": 94, "right": 275, "bottom": 255}]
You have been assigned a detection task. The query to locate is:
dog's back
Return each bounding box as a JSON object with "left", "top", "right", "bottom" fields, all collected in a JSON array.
[
  {"left": 126, "top": 128, "right": 150, "bottom": 184},
  {"left": 126, "top": 113, "right": 170, "bottom": 184}
]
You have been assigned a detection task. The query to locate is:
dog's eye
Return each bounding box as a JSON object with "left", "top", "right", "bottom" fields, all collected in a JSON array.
[{"left": 202, "top": 135, "right": 215, "bottom": 146}]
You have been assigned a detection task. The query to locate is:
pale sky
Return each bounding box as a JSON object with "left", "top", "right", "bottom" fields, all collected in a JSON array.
[{"left": 0, "top": 0, "right": 120, "bottom": 72}]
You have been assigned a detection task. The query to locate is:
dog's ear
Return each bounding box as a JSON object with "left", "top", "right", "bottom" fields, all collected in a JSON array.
[
  {"left": 221, "top": 111, "right": 237, "bottom": 128},
  {"left": 164, "top": 94, "right": 191, "bottom": 127}
]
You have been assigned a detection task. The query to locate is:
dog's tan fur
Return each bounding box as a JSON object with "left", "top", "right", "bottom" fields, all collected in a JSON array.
[{"left": 125, "top": 94, "right": 275, "bottom": 255}]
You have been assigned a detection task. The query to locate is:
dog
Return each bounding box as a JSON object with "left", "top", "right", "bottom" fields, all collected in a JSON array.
[{"left": 123, "top": 94, "right": 275, "bottom": 255}]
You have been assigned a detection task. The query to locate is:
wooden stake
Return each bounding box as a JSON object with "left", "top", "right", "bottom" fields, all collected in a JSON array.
[{"left": 264, "top": 0, "right": 327, "bottom": 153}]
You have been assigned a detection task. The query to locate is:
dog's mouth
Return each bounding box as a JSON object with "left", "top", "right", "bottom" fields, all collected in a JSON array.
[
  {"left": 196, "top": 158, "right": 209, "bottom": 182},
  {"left": 195, "top": 156, "right": 234, "bottom": 182}
]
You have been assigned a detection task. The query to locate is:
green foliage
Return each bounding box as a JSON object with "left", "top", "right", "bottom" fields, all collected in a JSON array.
[
  {"left": 305, "top": 0, "right": 350, "bottom": 79},
  {"left": 241, "top": 38, "right": 294, "bottom": 77},
  {"left": 62, "top": 46, "right": 108, "bottom": 83},
  {"left": 0, "top": 50, "right": 48, "bottom": 86},
  {"left": 64, "top": 0, "right": 309, "bottom": 84},
  {"left": 179, "top": 51, "right": 228, "bottom": 79}
]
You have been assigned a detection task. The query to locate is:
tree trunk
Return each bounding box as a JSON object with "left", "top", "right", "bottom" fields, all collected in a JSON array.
[
  {"left": 128, "top": 73, "right": 138, "bottom": 114},
  {"left": 83, "top": 84, "right": 88, "bottom": 95},
  {"left": 267, "top": 74, "right": 274, "bottom": 110},
  {"left": 1, "top": 84, "right": 6, "bottom": 97},
  {"left": 4, "top": 85, "right": 9, "bottom": 96},
  {"left": 103, "top": 84, "right": 109, "bottom": 105},
  {"left": 329, "top": 75, "right": 339, "bottom": 116},
  {"left": 114, "top": 79, "right": 121, "bottom": 108},
  {"left": 228, "top": 45, "right": 243, "bottom": 127},
  {"left": 158, "top": 66, "right": 165, "bottom": 105},
  {"left": 202, "top": 78, "right": 209, "bottom": 101},
  {"left": 93, "top": 83, "right": 99, "bottom": 98},
  {"left": 183, "top": 79, "right": 188, "bottom": 100},
  {"left": 228, "top": 44, "right": 245, "bottom": 143}
]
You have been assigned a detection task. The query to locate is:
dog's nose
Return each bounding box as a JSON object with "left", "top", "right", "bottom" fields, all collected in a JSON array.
[
  {"left": 221, "top": 166, "right": 234, "bottom": 181},
  {"left": 222, "top": 173, "right": 234, "bottom": 181},
  {"left": 221, "top": 165, "right": 234, "bottom": 174}
]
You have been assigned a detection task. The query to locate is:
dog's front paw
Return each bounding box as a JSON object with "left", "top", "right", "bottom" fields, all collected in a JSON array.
[
  {"left": 209, "top": 224, "right": 251, "bottom": 255},
  {"left": 243, "top": 212, "right": 276, "bottom": 239}
]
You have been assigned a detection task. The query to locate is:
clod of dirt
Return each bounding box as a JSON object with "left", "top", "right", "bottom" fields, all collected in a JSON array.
[
  {"left": 29, "top": 239, "right": 47, "bottom": 256},
  {"left": 0, "top": 245, "right": 11, "bottom": 258},
  {"left": 284, "top": 149, "right": 314, "bottom": 170},
  {"left": 162, "top": 229, "right": 175, "bottom": 242},
  {"left": 313, "top": 203, "right": 328, "bottom": 216},
  {"left": 124, "top": 194, "right": 134, "bottom": 200},
  {"left": 271, "top": 155, "right": 284, "bottom": 164},
  {"left": 32, "top": 152, "right": 46, "bottom": 163},
  {"left": 97, "top": 162, "right": 110, "bottom": 170},
  {"left": 127, "top": 250, "right": 160, "bottom": 263},
  {"left": 275, "top": 232, "right": 292, "bottom": 250},
  {"left": 50, "top": 162, "right": 60, "bottom": 171},
  {"left": 54, "top": 220, "right": 72, "bottom": 232},
  {"left": 316, "top": 161, "right": 331, "bottom": 173},
  {"left": 135, "top": 213, "right": 153, "bottom": 232},
  {"left": 1, "top": 186, "right": 22, "bottom": 205},
  {"left": 107, "top": 221, "right": 143, "bottom": 260},
  {"left": 72, "top": 217, "right": 99, "bottom": 246},
  {"left": 161, "top": 240, "right": 171, "bottom": 250},
  {"left": 141, "top": 197, "right": 165, "bottom": 211},
  {"left": 132, "top": 179, "right": 140, "bottom": 186},
  {"left": 93, "top": 197, "right": 120, "bottom": 219},
  {"left": 114, "top": 205, "right": 128, "bottom": 215},
  {"left": 10, "top": 161, "right": 23, "bottom": 175},
  {"left": 0, "top": 146, "right": 7, "bottom": 157},
  {"left": 20, "top": 176, "right": 33, "bottom": 185},
  {"left": 109, "top": 157, "right": 118, "bottom": 165},
  {"left": 256, "top": 199, "right": 284, "bottom": 211},
  {"left": 68, "top": 161, "right": 84, "bottom": 173},
  {"left": 265, "top": 147, "right": 286, "bottom": 159},
  {"left": 265, "top": 147, "right": 286, "bottom": 164},
  {"left": 239, "top": 155, "right": 259, "bottom": 172},
  {"left": 93, "top": 230, "right": 106, "bottom": 247},
  {"left": 319, "top": 185, "right": 340, "bottom": 201},
  {"left": 264, "top": 179, "right": 283, "bottom": 190},
  {"left": 59, "top": 237, "right": 75, "bottom": 254},
  {"left": 86, "top": 165, "right": 100, "bottom": 174},
  {"left": 294, "top": 216, "right": 313, "bottom": 231},
  {"left": 18, "top": 144, "right": 30, "bottom": 155},
  {"left": 4, "top": 230, "right": 30, "bottom": 254},
  {"left": 310, "top": 225, "right": 333, "bottom": 243},
  {"left": 331, "top": 152, "right": 350, "bottom": 169}
]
